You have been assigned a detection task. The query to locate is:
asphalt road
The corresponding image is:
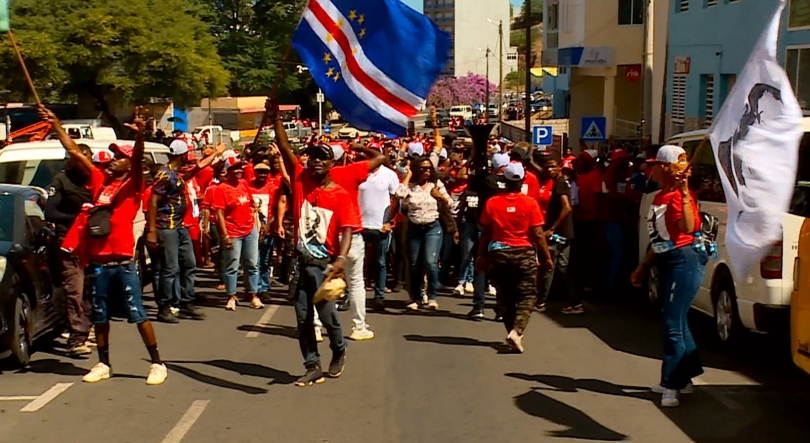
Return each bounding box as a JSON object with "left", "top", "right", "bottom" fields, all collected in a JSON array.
[{"left": 1, "top": 272, "right": 809, "bottom": 443}]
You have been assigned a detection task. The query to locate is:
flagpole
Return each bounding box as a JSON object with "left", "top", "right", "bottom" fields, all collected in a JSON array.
[
  {"left": 254, "top": 44, "right": 294, "bottom": 145},
  {"left": 687, "top": 137, "right": 710, "bottom": 167},
  {"left": 6, "top": 30, "right": 41, "bottom": 106}
]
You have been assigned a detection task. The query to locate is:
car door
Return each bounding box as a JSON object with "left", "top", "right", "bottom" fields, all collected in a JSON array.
[{"left": 22, "top": 195, "right": 61, "bottom": 333}]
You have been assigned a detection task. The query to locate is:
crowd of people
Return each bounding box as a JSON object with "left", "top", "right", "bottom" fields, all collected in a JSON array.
[{"left": 37, "top": 100, "right": 708, "bottom": 407}]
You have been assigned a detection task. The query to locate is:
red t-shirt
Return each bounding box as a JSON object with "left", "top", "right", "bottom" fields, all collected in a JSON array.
[
  {"left": 196, "top": 166, "right": 215, "bottom": 193},
  {"left": 211, "top": 181, "right": 255, "bottom": 238},
  {"left": 293, "top": 163, "right": 361, "bottom": 257},
  {"left": 647, "top": 189, "right": 701, "bottom": 253},
  {"left": 86, "top": 170, "right": 144, "bottom": 261},
  {"left": 248, "top": 178, "right": 278, "bottom": 221},
  {"left": 184, "top": 178, "right": 201, "bottom": 227},
  {"left": 537, "top": 178, "right": 555, "bottom": 214},
  {"left": 480, "top": 193, "right": 545, "bottom": 248},
  {"left": 243, "top": 162, "right": 256, "bottom": 183},
  {"left": 522, "top": 168, "right": 541, "bottom": 200},
  {"left": 575, "top": 169, "right": 603, "bottom": 222},
  {"left": 328, "top": 161, "right": 367, "bottom": 233}
]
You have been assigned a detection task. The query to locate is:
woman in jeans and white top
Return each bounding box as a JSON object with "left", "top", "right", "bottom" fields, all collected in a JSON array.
[{"left": 395, "top": 156, "right": 452, "bottom": 310}]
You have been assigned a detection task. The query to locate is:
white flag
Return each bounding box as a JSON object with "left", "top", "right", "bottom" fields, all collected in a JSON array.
[{"left": 708, "top": 0, "right": 803, "bottom": 278}]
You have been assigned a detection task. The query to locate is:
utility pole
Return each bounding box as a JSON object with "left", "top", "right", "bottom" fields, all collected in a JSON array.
[
  {"left": 485, "top": 46, "right": 490, "bottom": 120},
  {"left": 642, "top": 0, "right": 654, "bottom": 138},
  {"left": 498, "top": 20, "right": 504, "bottom": 122},
  {"left": 524, "top": 0, "right": 532, "bottom": 140}
]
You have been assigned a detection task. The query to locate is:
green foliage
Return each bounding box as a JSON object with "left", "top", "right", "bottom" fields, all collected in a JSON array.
[
  {"left": 0, "top": 0, "right": 230, "bottom": 109},
  {"left": 518, "top": 0, "right": 543, "bottom": 27}
]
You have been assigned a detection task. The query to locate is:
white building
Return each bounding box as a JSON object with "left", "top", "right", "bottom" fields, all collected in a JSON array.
[{"left": 423, "top": 0, "right": 514, "bottom": 84}]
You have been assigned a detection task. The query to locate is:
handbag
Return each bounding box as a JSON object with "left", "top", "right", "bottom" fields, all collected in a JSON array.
[{"left": 87, "top": 180, "right": 127, "bottom": 238}]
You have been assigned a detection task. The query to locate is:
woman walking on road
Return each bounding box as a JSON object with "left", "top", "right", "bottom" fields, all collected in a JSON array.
[{"left": 631, "top": 145, "right": 707, "bottom": 408}]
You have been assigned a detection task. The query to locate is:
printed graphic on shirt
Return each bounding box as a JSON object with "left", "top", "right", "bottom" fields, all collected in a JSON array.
[
  {"left": 253, "top": 194, "right": 271, "bottom": 219},
  {"left": 465, "top": 195, "right": 479, "bottom": 208},
  {"left": 297, "top": 200, "right": 333, "bottom": 259},
  {"left": 647, "top": 203, "right": 675, "bottom": 253}
]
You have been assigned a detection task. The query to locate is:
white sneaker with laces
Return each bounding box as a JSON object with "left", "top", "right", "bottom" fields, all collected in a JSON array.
[
  {"left": 661, "top": 389, "right": 679, "bottom": 407},
  {"left": 421, "top": 295, "right": 428, "bottom": 305},
  {"left": 652, "top": 383, "right": 693, "bottom": 394},
  {"left": 464, "top": 282, "right": 474, "bottom": 294},
  {"left": 315, "top": 328, "right": 324, "bottom": 342},
  {"left": 349, "top": 328, "right": 375, "bottom": 341},
  {"left": 453, "top": 284, "right": 465, "bottom": 296},
  {"left": 488, "top": 285, "right": 497, "bottom": 296},
  {"left": 427, "top": 299, "right": 439, "bottom": 310},
  {"left": 506, "top": 330, "right": 524, "bottom": 353},
  {"left": 83, "top": 362, "right": 112, "bottom": 383},
  {"left": 406, "top": 302, "right": 419, "bottom": 311},
  {"left": 225, "top": 298, "right": 237, "bottom": 311},
  {"left": 146, "top": 363, "right": 168, "bottom": 385}
]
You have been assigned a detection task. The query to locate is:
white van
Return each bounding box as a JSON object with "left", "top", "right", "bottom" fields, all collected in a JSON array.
[
  {"left": 449, "top": 105, "right": 473, "bottom": 121},
  {"left": 0, "top": 139, "right": 171, "bottom": 287},
  {"left": 638, "top": 121, "right": 810, "bottom": 345}
]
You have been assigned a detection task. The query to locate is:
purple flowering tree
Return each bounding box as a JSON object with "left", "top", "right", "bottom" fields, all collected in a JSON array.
[{"left": 427, "top": 72, "right": 497, "bottom": 108}]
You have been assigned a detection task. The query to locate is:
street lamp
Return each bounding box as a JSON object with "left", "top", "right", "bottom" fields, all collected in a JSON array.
[
  {"left": 297, "top": 65, "right": 324, "bottom": 132},
  {"left": 487, "top": 18, "right": 504, "bottom": 122},
  {"left": 477, "top": 47, "right": 491, "bottom": 119}
]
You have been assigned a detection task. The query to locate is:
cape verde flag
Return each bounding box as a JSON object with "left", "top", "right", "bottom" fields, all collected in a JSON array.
[{"left": 292, "top": 0, "right": 451, "bottom": 136}]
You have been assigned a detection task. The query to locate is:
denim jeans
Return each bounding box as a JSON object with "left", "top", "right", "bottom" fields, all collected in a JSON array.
[
  {"left": 538, "top": 242, "right": 579, "bottom": 306},
  {"left": 362, "top": 229, "right": 391, "bottom": 300},
  {"left": 156, "top": 227, "right": 196, "bottom": 307},
  {"left": 439, "top": 231, "right": 459, "bottom": 285},
  {"left": 603, "top": 222, "right": 625, "bottom": 291},
  {"left": 293, "top": 260, "right": 347, "bottom": 368},
  {"left": 223, "top": 228, "right": 260, "bottom": 296},
  {"left": 258, "top": 235, "right": 275, "bottom": 293},
  {"left": 458, "top": 220, "right": 478, "bottom": 284},
  {"left": 88, "top": 262, "right": 148, "bottom": 324},
  {"left": 657, "top": 245, "right": 708, "bottom": 390},
  {"left": 407, "top": 220, "right": 442, "bottom": 301}
]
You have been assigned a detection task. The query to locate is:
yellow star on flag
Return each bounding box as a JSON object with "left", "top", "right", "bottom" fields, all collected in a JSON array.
[
  {"left": 353, "top": 46, "right": 359, "bottom": 56},
  {"left": 334, "top": 72, "right": 341, "bottom": 82},
  {"left": 323, "top": 53, "right": 332, "bottom": 63},
  {"left": 337, "top": 18, "right": 344, "bottom": 28},
  {"left": 359, "top": 28, "right": 366, "bottom": 39},
  {"left": 349, "top": 10, "right": 357, "bottom": 21},
  {"left": 326, "top": 67, "right": 335, "bottom": 78},
  {"left": 326, "top": 33, "right": 334, "bottom": 42},
  {"left": 358, "top": 14, "right": 365, "bottom": 24}
]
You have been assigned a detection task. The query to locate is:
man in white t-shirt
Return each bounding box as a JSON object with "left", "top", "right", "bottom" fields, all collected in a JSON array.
[{"left": 359, "top": 163, "right": 401, "bottom": 311}]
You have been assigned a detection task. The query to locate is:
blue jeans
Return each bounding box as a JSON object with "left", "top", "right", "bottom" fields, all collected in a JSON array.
[
  {"left": 459, "top": 220, "right": 478, "bottom": 284},
  {"left": 293, "top": 260, "right": 347, "bottom": 368},
  {"left": 407, "top": 220, "right": 442, "bottom": 301},
  {"left": 657, "top": 246, "right": 708, "bottom": 390},
  {"left": 362, "top": 229, "right": 391, "bottom": 300},
  {"left": 603, "top": 222, "right": 625, "bottom": 291},
  {"left": 258, "top": 235, "right": 275, "bottom": 293},
  {"left": 156, "top": 227, "right": 196, "bottom": 307},
  {"left": 223, "top": 228, "right": 260, "bottom": 296},
  {"left": 88, "top": 262, "right": 148, "bottom": 324},
  {"left": 439, "top": 231, "right": 459, "bottom": 285}
]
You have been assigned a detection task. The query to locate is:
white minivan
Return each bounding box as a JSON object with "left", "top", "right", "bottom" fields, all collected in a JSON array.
[
  {"left": 638, "top": 121, "right": 810, "bottom": 345},
  {"left": 0, "top": 139, "right": 171, "bottom": 287},
  {"left": 449, "top": 105, "right": 473, "bottom": 121}
]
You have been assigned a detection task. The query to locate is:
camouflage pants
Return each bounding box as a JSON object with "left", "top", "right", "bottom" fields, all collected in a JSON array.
[{"left": 488, "top": 247, "right": 538, "bottom": 335}]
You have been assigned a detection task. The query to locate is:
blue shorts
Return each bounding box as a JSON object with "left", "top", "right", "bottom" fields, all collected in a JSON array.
[{"left": 88, "top": 262, "right": 148, "bottom": 324}]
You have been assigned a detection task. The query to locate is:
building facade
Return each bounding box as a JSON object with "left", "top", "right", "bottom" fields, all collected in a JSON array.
[
  {"left": 542, "top": 0, "right": 671, "bottom": 145},
  {"left": 423, "top": 0, "right": 514, "bottom": 85}
]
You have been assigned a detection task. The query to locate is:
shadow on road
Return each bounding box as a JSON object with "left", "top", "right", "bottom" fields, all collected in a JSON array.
[
  {"left": 21, "top": 358, "right": 87, "bottom": 376},
  {"left": 513, "top": 390, "right": 629, "bottom": 441},
  {"left": 403, "top": 334, "right": 510, "bottom": 352},
  {"left": 237, "top": 324, "right": 298, "bottom": 339},
  {"left": 168, "top": 359, "right": 296, "bottom": 386},
  {"left": 164, "top": 362, "right": 269, "bottom": 394}
]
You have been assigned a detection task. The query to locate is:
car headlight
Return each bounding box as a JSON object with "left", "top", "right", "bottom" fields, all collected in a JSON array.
[{"left": 0, "top": 256, "right": 6, "bottom": 282}]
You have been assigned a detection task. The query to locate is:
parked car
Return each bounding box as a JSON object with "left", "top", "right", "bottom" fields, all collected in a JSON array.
[
  {"left": 338, "top": 126, "right": 369, "bottom": 139},
  {"left": 0, "top": 139, "right": 171, "bottom": 289},
  {"left": 0, "top": 185, "right": 64, "bottom": 367},
  {"left": 449, "top": 105, "right": 473, "bottom": 121},
  {"left": 638, "top": 121, "right": 810, "bottom": 346},
  {"left": 425, "top": 108, "right": 450, "bottom": 128}
]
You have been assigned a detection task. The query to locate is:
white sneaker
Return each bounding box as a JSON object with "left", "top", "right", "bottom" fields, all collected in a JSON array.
[
  {"left": 427, "top": 299, "right": 439, "bottom": 310},
  {"left": 225, "top": 298, "right": 237, "bottom": 311},
  {"left": 661, "top": 389, "right": 679, "bottom": 407},
  {"left": 464, "top": 282, "right": 474, "bottom": 294},
  {"left": 506, "top": 330, "right": 524, "bottom": 353},
  {"left": 421, "top": 295, "right": 428, "bottom": 305},
  {"left": 453, "top": 284, "right": 465, "bottom": 296},
  {"left": 488, "top": 285, "right": 497, "bottom": 296},
  {"left": 170, "top": 306, "right": 180, "bottom": 315},
  {"left": 349, "top": 328, "right": 375, "bottom": 341},
  {"left": 83, "top": 362, "right": 112, "bottom": 383},
  {"left": 652, "top": 383, "right": 693, "bottom": 395},
  {"left": 146, "top": 363, "right": 168, "bottom": 385},
  {"left": 315, "top": 328, "right": 324, "bottom": 342},
  {"left": 405, "top": 302, "right": 419, "bottom": 311}
]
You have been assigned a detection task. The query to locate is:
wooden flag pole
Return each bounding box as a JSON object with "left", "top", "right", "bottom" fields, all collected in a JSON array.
[
  {"left": 253, "top": 44, "right": 294, "bottom": 145},
  {"left": 7, "top": 30, "right": 41, "bottom": 106},
  {"left": 687, "top": 137, "right": 711, "bottom": 167}
]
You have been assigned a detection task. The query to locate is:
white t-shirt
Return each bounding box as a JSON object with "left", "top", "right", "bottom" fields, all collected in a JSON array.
[{"left": 359, "top": 166, "right": 400, "bottom": 230}]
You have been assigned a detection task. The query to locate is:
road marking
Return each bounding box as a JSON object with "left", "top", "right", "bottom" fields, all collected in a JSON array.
[
  {"left": 245, "top": 305, "right": 279, "bottom": 338},
  {"left": 160, "top": 400, "right": 209, "bottom": 443},
  {"left": 0, "top": 396, "right": 38, "bottom": 401},
  {"left": 20, "top": 383, "right": 73, "bottom": 412}
]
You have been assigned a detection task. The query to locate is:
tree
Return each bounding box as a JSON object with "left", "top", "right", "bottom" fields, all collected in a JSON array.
[
  {"left": 427, "top": 73, "right": 498, "bottom": 109},
  {"left": 0, "top": 0, "right": 230, "bottom": 133},
  {"left": 517, "top": 0, "right": 543, "bottom": 27}
]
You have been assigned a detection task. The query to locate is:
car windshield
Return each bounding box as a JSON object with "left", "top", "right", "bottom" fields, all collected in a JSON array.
[{"left": 0, "top": 159, "right": 67, "bottom": 189}]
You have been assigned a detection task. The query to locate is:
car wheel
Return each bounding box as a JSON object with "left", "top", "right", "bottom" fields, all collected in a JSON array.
[
  {"left": 647, "top": 264, "right": 660, "bottom": 307},
  {"left": 714, "top": 278, "right": 743, "bottom": 346},
  {"left": 7, "top": 296, "right": 32, "bottom": 368}
]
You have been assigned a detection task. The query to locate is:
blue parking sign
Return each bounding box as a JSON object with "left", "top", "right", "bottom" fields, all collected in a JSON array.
[
  {"left": 324, "top": 125, "right": 331, "bottom": 135},
  {"left": 532, "top": 125, "right": 553, "bottom": 146}
]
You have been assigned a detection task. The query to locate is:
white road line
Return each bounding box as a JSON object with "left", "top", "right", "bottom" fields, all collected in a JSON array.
[
  {"left": 20, "top": 383, "right": 73, "bottom": 412},
  {"left": 246, "top": 305, "right": 279, "bottom": 338},
  {"left": 0, "top": 396, "right": 38, "bottom": 401},
  {"left": 160, "top": 400, "right": 210, "bottom": 443}
]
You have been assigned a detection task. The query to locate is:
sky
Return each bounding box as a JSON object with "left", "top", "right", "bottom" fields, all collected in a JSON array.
[{"left": 401, "top": 0, "right": 523, "bottom": 13}]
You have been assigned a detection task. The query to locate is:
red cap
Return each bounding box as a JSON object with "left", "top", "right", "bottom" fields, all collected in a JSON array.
[
  {"left": 109, "top": 143, "right": 134, "bottom": 159},
  {"left": 187, "top": 151, "right": 198, "bottom": 161},
  {"left": 93, "top": 151, "right": 113, "bottom": 164}
]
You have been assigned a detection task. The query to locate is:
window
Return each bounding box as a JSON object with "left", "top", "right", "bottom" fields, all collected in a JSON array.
[
  {"left": 790, "top": 0, "right": 810, "bottom": 29},
  {"left": 547, "top": 3, "right": 559, "bottom": 49},
  {"left": 688, "top": 139, "right": 726, "bottom": 203},
  {"left": 786, "top": 47, "right": 810, "bottom": 110},
  {"left": 672, "top": 75, "right": 687, "bottom": 124},
  {"left": 679, "top": 0, "right": 689, "bottom": 12},
  {"left": 702, "top": 74, "right": 714, "bottom": 126},
  {"left": 619, "top": 0, "right": 644, "bottom": 25},
  {"left": 706, "top": 0, "right": 718, "bottom": 6}
]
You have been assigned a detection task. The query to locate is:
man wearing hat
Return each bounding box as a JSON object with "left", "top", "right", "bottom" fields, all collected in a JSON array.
[
  {"left": 477, "top": 161, "right": 553, "bottom": 353},
  {"left": 510, "top": 142, "right": 542, "bottom": 201}
]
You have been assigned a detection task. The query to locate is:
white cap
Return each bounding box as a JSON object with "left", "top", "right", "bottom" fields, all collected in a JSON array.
[
  {"left": 407, "top": 142, "right": 424, "bottom": 157},
  {"left": 655, "top": 145, "right": 687, "bottom": 164},
  {"left": 331, "top": 144, "right": 345, "bottom": 161},
  {"left": 169, "top": 139, "right": 190, "bottom": 156},
  {"left": 492, "top": 152, "right": 510, "bottom": 170},
  {"left": 504, "top": 161, "right": 525, "bottom": 181},
  {"left": 440, "top": 148, "right": 448, "bottom": 159}
]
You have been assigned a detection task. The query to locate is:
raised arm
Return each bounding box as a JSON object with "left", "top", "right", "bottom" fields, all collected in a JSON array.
[
  {"left": 38, "top": 106, "right": 93, "bottom": 177},
  {"left": 267, "top": 99, "right": 297, "bottom": 174},
  {"left": 125, "top": 107, "right": 148, "bottom": 190},
  {"left": 183, "top": 143, "right": 228, "bottom": 181},
  {"left": 352, "top": 144, "right": 386, "bottom": 170}
]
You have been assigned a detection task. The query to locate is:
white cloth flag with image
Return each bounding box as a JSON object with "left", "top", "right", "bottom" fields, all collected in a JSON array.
[{"left": 707, "top": 0, "right": 803, "bottom": 278}]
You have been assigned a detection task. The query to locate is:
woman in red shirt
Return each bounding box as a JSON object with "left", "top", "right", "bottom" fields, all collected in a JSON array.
[
  {"left": 631, "top": 145, "right": 707, "bottom": 408},
  {"left": 477, "top": 162, "right": 553, "bottom": 353},
  {"left": 212, "top": 158, "right": 263, "bottom": 310}
]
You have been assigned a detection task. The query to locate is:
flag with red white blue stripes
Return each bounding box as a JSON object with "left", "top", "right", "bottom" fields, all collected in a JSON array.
[{"left": 292, "top": 0, "right": 451, "bottom": 136}]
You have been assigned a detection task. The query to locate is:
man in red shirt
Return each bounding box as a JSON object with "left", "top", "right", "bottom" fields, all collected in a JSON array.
[
  {"left": 477, "top": 162, "right": 553, "bottom": 354},
  {"left": 272, "top": 101, "right": 360, "bottom": 386},
  {"left": 40, "top": 106, "right": 167, "bottom": 385},
  {"left": 509, "top": 142, "right": 541, "bottom": 201}
]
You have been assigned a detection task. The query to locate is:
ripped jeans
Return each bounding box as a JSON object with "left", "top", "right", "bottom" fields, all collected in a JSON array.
[
  {"left": 407, "top": 220, "right": 442, "bottom": 301},
  {"left": 88, "top": 262, "right": 149, "bottom": 324}
]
